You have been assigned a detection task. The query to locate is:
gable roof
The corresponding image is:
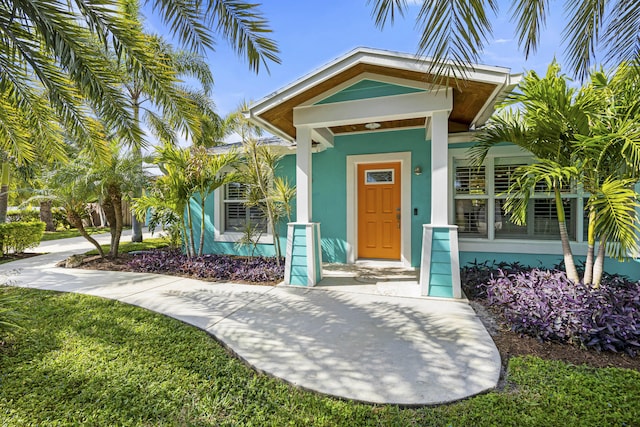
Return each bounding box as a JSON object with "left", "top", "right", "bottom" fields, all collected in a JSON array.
[{"left": 248, "top": 47, "right": 521, "bottom": 141}]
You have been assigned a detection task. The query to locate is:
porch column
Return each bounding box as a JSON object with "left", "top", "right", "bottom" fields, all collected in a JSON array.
[
  {"left": 296, "top": 126, "right": 312, "bottom": 222},
  {"left": 420, "top": 110, "right": 462, "bottom": 298},
  {"left": 284, "top": 126, "right": 323, "bottom": 286}
]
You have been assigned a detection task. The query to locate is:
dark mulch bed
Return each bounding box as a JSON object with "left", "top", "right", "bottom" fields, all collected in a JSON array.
[
  {"left": 1, "top": 253, "right": 40, "bottom": 263},
  {"left": 471, "top": 300, "right": 640, "bottom": 372},
  {"left": 79, "top": 250, "right": 284, "bottom": 286},
  {"left": 78, "top": 250, "right": 640, "bottom": 373}
]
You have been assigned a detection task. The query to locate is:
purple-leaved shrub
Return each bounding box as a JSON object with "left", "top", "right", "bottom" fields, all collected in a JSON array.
[
  {"left": 126, "top": 250, "right": 284, "bottom": 283},
  {"left": 463, "top": 262, "right": 640, "bottom": 356}
]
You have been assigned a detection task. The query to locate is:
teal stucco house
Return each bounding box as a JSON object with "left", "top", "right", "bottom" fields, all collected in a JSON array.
[{"left": 200, "top": 48, "right": 640, "bottom": 297}]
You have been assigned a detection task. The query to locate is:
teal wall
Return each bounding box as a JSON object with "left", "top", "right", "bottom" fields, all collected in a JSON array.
[
  {"left": 311, "top": 128, "right": 430, "bottom": 266},
  {"left": 460, "top": 252, "right": 640, "bottom": 281},
  {"left": 428, "top": 228, "right": 454, "bottom": 297},
  {"left": 316, "top": 80, "right": 424, "bottom": 105}
]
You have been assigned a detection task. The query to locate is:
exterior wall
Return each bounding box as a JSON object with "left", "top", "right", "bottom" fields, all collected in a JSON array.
[
  {"left": 190, "top": 134, "right": 639, "bottom": 282},
  {"left": 311, "top": 128, "right": 431, "bottom": 267},
  {"left": 460, "top": 251, "right": 640, "bottom": 281}
]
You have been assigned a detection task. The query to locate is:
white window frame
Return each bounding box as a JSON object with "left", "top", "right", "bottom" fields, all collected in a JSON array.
[
  {"left": 214, "top": 182, "right": 272, "bottom": 244},
  {"left": 449, "top": 146, "right": 588, "bottom": 256}
]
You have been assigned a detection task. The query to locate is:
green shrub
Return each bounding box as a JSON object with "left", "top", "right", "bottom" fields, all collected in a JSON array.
[
  {"left": 0, "top": 221, "right": 45, "bottom": 255},
  {"left": 6, "top": 208, "right": 40, "bottom": 223},
  {"left": 51, "top": 207, "right": 71, "bottom": 229}
]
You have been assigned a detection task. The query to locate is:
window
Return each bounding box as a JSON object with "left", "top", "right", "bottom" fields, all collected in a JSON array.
[
  {"left": 453, "top": 154, "right": 583, "bottom": 241},
  {"left": 222, "top": 182, "right": 267, "bottom": 233},
  {"left": 365, "top": 169, "right": 394, "bottom": 184}
]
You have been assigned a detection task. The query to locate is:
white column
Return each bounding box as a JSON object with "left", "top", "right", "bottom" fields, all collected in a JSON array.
[
  {"left": 296, "top": 126, "right": 312, "bottom": 223},
  {"left": 431, "top": 110, "right": 449, "bottom": 225}
]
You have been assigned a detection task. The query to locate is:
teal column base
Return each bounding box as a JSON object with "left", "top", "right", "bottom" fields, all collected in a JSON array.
[
  {"left": 419, "top": 225, "right": 462, "bottom": 298},
  {"left": 284, "top": 223, "right": 323, "bottom": 286}
]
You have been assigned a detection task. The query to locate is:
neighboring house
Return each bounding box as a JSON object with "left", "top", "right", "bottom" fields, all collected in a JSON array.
[{"left": 194, "top": 47, "right": 640, "bottom": 297}]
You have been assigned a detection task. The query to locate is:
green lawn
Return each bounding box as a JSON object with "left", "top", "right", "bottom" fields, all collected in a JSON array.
[
  {"left": 83, "top": 237, "right": 171, "bottom": 255},
  {"left": 0, "top": 287, "right": 638, "bottom": 426},
  {"left": 41, "top": 227, "right": 112, "bottom": 241}
]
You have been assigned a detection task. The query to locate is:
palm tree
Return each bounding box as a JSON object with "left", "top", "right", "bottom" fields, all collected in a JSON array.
[
  {"left": 0, "top": 82, "right": 67, "bottom": 222},
  {"left": 0, "top": 0, "right": 279, "bottom": 166},
  {"left": 41, "top": 159, "right": 106, "bottom": 257},
  {"left": 368, "top": 0, "right": 639, "bottom": 81},
  {"left": 470, "top": 62, "right": 590, "bottom": 282},
  {"left": 575, "top": 65, "right": 640, "bottom": 285},
  {"left": 472, "top": 62, "right": 640, "bottom": 285},
  {"left": 238, "top": 138, "right": 295, "bottom": 262},
  {"left": 91, "top": 144, "right": 147, "bottom": 258},
  {"left": 187, "top": 146, "right": 239, "bottom": 256}
]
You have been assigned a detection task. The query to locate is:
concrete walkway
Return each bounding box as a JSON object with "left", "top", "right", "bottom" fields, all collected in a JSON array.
[{"left": 0, "top": 232, "right": 501, "bottom": 405}]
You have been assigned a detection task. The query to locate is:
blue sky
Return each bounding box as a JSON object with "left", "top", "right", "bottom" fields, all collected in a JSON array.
[{"left": 143, "top": 1, "right": 570, "bottom": 118}]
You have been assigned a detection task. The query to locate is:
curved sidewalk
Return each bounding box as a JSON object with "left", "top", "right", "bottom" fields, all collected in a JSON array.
[{"left": 0, "top": 235, "right": 501, "bottom": 405}]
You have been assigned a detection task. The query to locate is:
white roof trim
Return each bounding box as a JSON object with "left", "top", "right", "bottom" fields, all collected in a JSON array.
[{"left": 249, "top": 47, "right": 516, "bottom": 118}]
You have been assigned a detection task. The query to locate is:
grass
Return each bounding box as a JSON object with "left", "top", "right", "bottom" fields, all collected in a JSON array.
[
  {"left": 84, "top": 237, "right": 171, "bottom": 256},
  {"left": 1, "top": 287, "right": 638, "bottom": 426},
  {"left": 41, "top": 227, "right": 112, "bottom": 241}
]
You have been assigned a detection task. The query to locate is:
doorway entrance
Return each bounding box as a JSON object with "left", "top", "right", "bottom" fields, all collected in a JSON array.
[{"left": 357, "top": 162, "right": 401, "bottom": 260}]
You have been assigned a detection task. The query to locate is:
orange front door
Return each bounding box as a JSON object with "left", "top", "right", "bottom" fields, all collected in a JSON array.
[{"left": 357, "top": 162, "right": 401, "bottom": 260}]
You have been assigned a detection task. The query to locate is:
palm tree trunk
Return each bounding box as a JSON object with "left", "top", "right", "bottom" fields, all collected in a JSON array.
[
  {"left": 583, "top": 208, "right": 596, "bottom": 285},
  {"left": 593, "top": 235, "right": 607, "bottom": 287},
  {"left": 131, "top": 146, "right": 144, "bottom": 243},
  {"left": 131, "top": 94, "right": 143, "bottom": 242},
  {"left": 39, "top": 200, "right": 56, "bottom": 232},
  {"left": 109, "top": 184, "right": 124, "bottom": 258},
  {"left": 68, "top": 209, "right": 104, "bottom": 258},
  {"left": 198, "top": 194, "right": 206, "bottom": 256},
  {"left": 102, "top": 196, "right": 118, "bottom": 257},
  {"left": 0, "top": 162, "right": 10, "bottom": 223},
  {"left": 186, "top": 202, "right": 196, "bottom": 257},
  {"left": 555, "top": 187, "right": 579, "bottom": 282}
]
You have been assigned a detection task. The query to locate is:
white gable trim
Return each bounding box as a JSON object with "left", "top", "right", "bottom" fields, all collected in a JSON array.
[
  {"left": 249, "top": 47, "right": 515, "bottom": 118},
  {"left": 293, "top": 89, "right": 453, "bottom": 129}
]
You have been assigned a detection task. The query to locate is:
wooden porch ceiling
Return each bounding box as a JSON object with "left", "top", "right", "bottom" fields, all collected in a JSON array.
[{"left": 257, "top": 63, "right": 498, "bottom": 139}]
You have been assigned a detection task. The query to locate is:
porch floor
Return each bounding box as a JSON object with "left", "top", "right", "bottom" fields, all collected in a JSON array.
[{"left": 318, "top": 261, "right": 431, "bottom": 299}]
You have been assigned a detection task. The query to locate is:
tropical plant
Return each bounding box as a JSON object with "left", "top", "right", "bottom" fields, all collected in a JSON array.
[
  {"left": 471, "top": 62, "right": 588, "bottom": 282},
  {"left": 0, "top": 0, "right": 279, "bottom": 169},
  {"left": 91, "top": 144, "right": 148, "bottom": 258},
  {"left": 39, "top": 160, "right": 105, "bottom": 257},
  {"left": 112, "top": 0, "right": 217, "bottom": 242},
  {"left": 471, "top": 62, "right": 640, "bottom": 286},
  {"left": 133, "top": 144, "right": 238, "bottom": 257},
  {"left": 238, "top": 138, "right": 295, "bottom": 263},
  {"left": 575, "top": 64, "right": 640, "bottom": 284},
  {"left": 0, "top": 83, "right": 67, "bottom": 223},
  {"left": 133, "top": 144, "right": 193, "bottom": 256},
  {"left": 368, "top": 0, "right": 640, "bottom": 81},
  {"left": 187, "top": 145, "right": 239, "bottom": 256}
]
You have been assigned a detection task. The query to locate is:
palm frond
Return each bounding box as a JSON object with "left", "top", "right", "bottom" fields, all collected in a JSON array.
[
  {"left": 367, "top": 0, "right": 408, "bottom": 27},
  {"left": 205, "top": 0, "right": 280, "bottom": 73},
  {"left": 510, "top": 0, "right": 550, "bottom": 58},
  {"left": 588, "top": 178, "right": 640, "bottom": 259},
  {"left": 562, "top": 0, "right": 606, "bottom": 80},
  {"left": 415, "top": 0, "right": 499, "bottom": 82}
]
